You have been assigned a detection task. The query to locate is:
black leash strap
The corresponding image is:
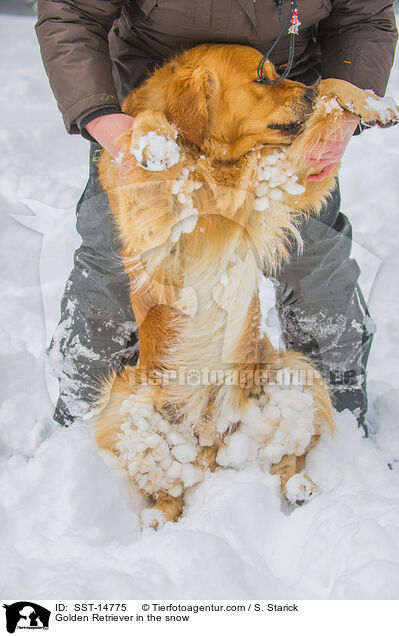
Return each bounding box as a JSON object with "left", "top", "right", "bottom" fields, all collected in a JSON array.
[{"left": 257, "top": 0, "right": 299, "bottom": 85}]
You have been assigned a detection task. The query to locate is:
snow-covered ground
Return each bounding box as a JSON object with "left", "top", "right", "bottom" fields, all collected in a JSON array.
[{"left": 1, "top": 14, "right": 399, "bottom": 600}]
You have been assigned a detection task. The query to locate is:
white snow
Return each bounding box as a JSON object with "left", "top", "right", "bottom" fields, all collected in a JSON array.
[
  {"left": 283, "top": 180, "right": 306, "bottom": 195},
  {"left": 168, "top": 167, "right": 202, "bottom": 241},
  {"left": 284, "top": 473, "right": 314, "bottom": 504},
  {"left": 364, "top": 95, "right": 399, "bottom": 124},
  {"left": 141, "top": 506, "right": 166, "bottom": 529},
  {"left": 253, "top": 196, "right": 270, "bottom": 211},
  {"left": 130, "top": 130, "right": 180, "bottom": 171},
  {"left": 258, "top": 273, "right": 282, "bottom": 349},
  {"left": 253, "top": 149, "right": 305, "bottom": 214},
  {"left": 1, "top": 14, "right": 399, "bottom": 600},
  {"left": 316, "top": 95, "right": 343, "bottom": 115},
  {"left": 115, "top": 393, "right": 203, "bottom": 497},
  {"left": 172, "top": 442, "right": 198, "bottom": 464},
  {"left": 114, "top": 150, "right": 125, "bottom": 166},
  {"left": 180, "top": 212, "right": 198, "bottom": 234}
]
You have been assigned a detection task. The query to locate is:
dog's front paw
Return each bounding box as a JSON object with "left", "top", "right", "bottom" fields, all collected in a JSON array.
[
  {"left": 358, "top": 94, "right": 399, "bottom": 129},
  {"left": 282, "top": 473, "right": 317, "bottom": 506},
  {"left": 129, "top": 110, "right": 181, "bottom": 171},
  {"left": 131, "top": 130, "right": 180, "bottom": 171},
  {"left": 317, "top": 79, "right": 399, "bottom": 130}
]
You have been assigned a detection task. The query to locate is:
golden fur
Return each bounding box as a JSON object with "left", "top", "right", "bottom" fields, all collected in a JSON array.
[{"left": 93, "top": 45, "right": 398, "bottom": 526}]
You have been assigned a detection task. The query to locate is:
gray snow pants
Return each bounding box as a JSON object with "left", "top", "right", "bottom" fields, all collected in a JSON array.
[{"left": 49, "top": 143, "right": 373, "bottom": 428}]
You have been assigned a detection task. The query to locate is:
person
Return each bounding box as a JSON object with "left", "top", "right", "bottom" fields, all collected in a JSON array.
[{"left": 35, "top": 0, "right": 397, "bottom": 433}]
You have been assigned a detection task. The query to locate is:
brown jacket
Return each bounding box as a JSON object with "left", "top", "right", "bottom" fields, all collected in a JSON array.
[{"left": 35, "top": 0, "right": 398, "bottom": 135}]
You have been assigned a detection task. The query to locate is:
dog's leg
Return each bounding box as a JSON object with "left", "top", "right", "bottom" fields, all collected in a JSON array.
[
  {"left": 194, "top": 404, "right": 221, "bottom": 447},
  {"left": 317, "top": 78, "right": 399, "bottom": 128},
  {"left": 270, "top": 435, "right": 320, "bottom": 505},
  {"left": 98, "top": 107, "right": 185, "bottom": 203},
  {"left": 141, "top": 443, "right": 221, "bottom": 528},
  {"left": 142, "top": 492, "right": 184, "bottom": 528},
  {"left": 196, "top": 443, "right": 221, "bottom": 471},
  {"left": 94, "top": 371, "right": 225, "bottom": 528},
  {"left": 249, "top": 352, "right": 333, "bottom": 503}
]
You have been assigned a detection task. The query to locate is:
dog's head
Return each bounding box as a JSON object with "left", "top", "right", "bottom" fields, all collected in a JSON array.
[{"left": 128, "top": 44, "right": 316, "bottom": 161}]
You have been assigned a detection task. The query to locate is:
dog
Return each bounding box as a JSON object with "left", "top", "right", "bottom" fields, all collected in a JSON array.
[{"left": 93, "top": 44, "right": 398, "bottom": 527}]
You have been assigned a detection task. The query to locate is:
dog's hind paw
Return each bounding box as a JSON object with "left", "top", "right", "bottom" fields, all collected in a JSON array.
[
  {"left": 140, "top": 507, "right": 166, "bottom": 530},
  {"left": 140, "top": 492, "right": 184, "bottom": 528},
  {"left": 282, "top": 473, "right": 317, "bottom": 506}
]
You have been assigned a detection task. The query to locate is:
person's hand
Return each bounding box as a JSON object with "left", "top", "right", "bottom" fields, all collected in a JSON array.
[
  {"left": 85, "top": 112, "right": 134, "bottom": 158},
  {"left": 306, "top": 114, "right": 359, "bottom": 182},
  {"left": 85, "top": 112, "right": 136, "bottom": 180}
]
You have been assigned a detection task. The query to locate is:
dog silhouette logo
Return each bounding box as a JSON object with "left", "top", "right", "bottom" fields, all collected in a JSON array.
[{"left": 2, "top": 602, "right": 50, "bottom": 633}]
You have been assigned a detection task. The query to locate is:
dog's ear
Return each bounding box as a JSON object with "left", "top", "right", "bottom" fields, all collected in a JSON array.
[{"left": 166, "top": 66, "right": 215, "bottom": 147}]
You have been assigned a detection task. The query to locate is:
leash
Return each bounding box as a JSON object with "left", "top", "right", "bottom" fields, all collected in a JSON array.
[{"left": 256, "top": 0, "right": 301, "bottom": 85}]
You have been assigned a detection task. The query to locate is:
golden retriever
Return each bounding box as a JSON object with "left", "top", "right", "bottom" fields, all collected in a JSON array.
[{"left": 93, "top": 44, "right": 398, "bottom": 527}]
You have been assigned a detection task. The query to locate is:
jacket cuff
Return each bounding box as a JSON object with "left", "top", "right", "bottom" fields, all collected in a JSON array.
[
  {"left": 79, "top": 106, "right": 122, "bottom": 141},
  {"left": 63, "top": 94, "right": 121, "bottom": 134}
]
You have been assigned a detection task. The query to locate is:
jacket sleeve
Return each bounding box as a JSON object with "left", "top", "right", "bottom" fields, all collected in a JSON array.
[
  {"left": 35, "top": 0, "right": 128, "bottom": 134},
  {"left": 318, "top": 0, "right": 398, "bottom": 96}
]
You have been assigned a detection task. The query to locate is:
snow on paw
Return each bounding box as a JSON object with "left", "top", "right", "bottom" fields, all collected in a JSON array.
[
  {"left": 339, "top": 91, "right": 399, "bottom": 128},
  {"left": 141, "top": 507, "right": 166, "bottom": 530},
  {"left": 115, "top": 395, "right": 203, "bottom": 498},
  {"left": 257, "top": 385, "right": 316, "bottom": 470},
  {"left": 252, "top": 148, "right": 305, "bottom": 215},
  {"left": 216, "top": 431, "right": 258, "bottom": 468},
  {"left": 283, "top": 473, "right": 317, "bottom": 506},
  {"left": 360, "top": 95, "right": 399, "bottom": 128},
  {"left": 317, "top": 80, "right": 398, "bottom": 130},
  {"left": 130, "top": 130, "right": 180, "bottom": 171}
]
